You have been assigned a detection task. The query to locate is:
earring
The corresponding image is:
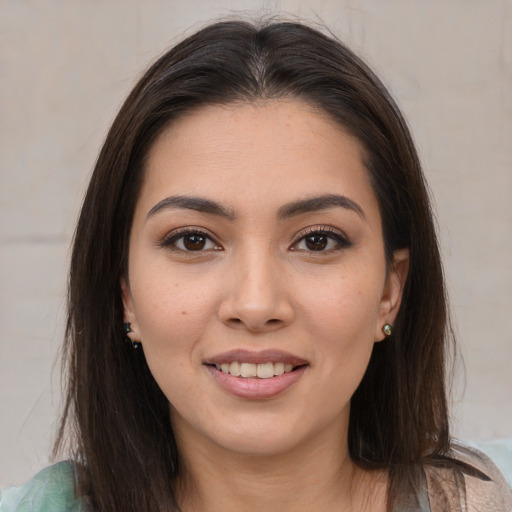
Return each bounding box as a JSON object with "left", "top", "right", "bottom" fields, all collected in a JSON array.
[
  {"left": 382, "top": 323, "right": 393, "bottom": 337},
  {"left": 123, "top": 322, "right": 141, "bottom": 349}
]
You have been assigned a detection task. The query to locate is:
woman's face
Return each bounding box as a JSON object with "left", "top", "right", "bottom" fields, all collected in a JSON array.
[{"left": 122, "top": 100, "right": 408, "bottom": 458}]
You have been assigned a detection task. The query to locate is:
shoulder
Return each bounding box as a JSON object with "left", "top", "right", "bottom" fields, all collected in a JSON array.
[
  {"left": 425, "top": 443, "right": 512, "bottom": 512},
  {"left": 456, "top": 443, "right": 512, "bottom": 511},
  {"left": 0, "top": 462, "right": 86, "bottom": 512}
]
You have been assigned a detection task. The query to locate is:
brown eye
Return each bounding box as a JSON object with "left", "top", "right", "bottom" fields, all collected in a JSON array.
[
  {"left": 304, "top": 234, "right": 328, "bottom": 251},
  {"left": 163, "top": 230, "right": 220, "bottom": 252},
  {"left": 183, "top": 234, "right": 207, "bottom": 250},
  {"left": 292, "top": 228, "right": 351, "bottom": 253}
]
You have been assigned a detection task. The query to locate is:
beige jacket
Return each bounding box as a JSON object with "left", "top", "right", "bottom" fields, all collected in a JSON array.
[{"left": 423, "top": 444, "right": 512, "bottom": 511}]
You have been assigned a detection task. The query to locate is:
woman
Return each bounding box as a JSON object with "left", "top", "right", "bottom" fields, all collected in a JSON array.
[{"left": 2, "top": 19, "right": 511, "bottom": 512}]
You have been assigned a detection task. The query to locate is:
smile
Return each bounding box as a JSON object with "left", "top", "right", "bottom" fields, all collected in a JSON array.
[
  {"left": 215, "top": 361, "right": 294, "bottom": 378},
  {"left": 205, "top": 349, "right": 309, "bottom": 399}
]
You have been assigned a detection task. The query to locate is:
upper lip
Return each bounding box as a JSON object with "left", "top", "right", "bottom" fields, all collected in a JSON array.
[{"left": 204, "top": 349, "right": 308, "bottom": 367}]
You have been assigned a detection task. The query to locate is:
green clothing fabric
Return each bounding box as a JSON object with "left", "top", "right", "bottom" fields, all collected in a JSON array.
[{"left": 0, "top": 462, "right": 83, "bottom": 512}]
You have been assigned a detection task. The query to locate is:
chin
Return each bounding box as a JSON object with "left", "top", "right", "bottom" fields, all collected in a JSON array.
[
  {"left": 173, "top": 403, "right": 347, "bottom": 461},
  {"left": 212, "top": 427, "right": 307, "bottom": 458}
]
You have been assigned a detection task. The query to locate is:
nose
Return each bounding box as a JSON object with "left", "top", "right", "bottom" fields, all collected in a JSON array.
[{"left": 218, "top": 248, "right": 295, "bottom": 333}]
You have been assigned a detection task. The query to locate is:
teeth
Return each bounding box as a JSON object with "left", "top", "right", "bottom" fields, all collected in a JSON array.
[
  {"left": 274, "top": 362, "right": 284, "bottom": 375},
  {"left": 256, "top": 362, "right": 274, "bottom": 379},
  {"left": 229, "top": 361, "right": 241, "bottom": 376},
  {"left": 215, "top": 361, "right": 296, "bottom": 378},
  {"left": 240, "top": 363, "right": 257, "bottom": 377}
]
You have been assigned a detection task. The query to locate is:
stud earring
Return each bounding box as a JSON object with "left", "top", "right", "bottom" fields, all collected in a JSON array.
[
  {"left": 382, "top": 323, "right": 393, "bottom": 337},
  {"left": 123, "top": 322, "right": 141, "bottom": 349}
]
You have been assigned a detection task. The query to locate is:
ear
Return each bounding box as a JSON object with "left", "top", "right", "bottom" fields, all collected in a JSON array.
[
  {"left": 121, "top": 276, "right": 141, "bottom": 344},
  {"left": 374, "top": 248, "right": 409, "bottom": 342}
]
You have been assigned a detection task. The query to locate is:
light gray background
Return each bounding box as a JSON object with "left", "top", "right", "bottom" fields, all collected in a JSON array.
[{"left": 1, "top": 0, "right": 511, "bottom": 487}]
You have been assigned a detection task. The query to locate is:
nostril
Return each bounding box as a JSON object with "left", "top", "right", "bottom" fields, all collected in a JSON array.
[{"left": 225, "top": 316, "right": 283, "bottom": 331}]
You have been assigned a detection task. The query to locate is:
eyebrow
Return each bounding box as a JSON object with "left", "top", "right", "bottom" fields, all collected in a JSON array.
[
  {"left": 147, "top": 195, "right": 236, "bottom": 220},
  {"left": 146, "top": 193, "right": 365, "bottom": 222},
  {"left": 277, "top": 194, "right": 366, "bottom": 220}
]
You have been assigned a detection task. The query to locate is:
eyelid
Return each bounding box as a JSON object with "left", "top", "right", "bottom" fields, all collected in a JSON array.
[
  {"left": 160, "top": 226, "right": 222, "bottom": 251},
  {"left": 290, "top": 225, "right": 352, "bottom": 251}
]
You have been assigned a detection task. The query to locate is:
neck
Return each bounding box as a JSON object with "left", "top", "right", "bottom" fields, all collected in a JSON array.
[{"left": 173, "top": 423, "right": 386, "bottom": 512}]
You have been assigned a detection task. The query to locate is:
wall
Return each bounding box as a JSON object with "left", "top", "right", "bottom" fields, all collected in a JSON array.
[{"left": 1, "top": 0, "right": 511, "bottom": 486}]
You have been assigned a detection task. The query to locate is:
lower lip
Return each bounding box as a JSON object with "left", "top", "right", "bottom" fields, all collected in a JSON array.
[{"left": 206, "top": 365, "right": 307, "bottom": 400}]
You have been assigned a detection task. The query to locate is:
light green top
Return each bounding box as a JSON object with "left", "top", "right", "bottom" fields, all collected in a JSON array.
[{"left": 0, "top": 462, "right": 84, "bottom": 512}]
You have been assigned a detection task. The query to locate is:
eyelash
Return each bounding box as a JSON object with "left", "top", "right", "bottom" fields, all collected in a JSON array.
[
  {"left": 160, "top": 225, "right": 351, "bottom": 253},
  {"left": 290, "top": 225, "right": 352, "bottom": 253},
  {"left": 160, "top": 227, "right": 221, "bottom": 252}
]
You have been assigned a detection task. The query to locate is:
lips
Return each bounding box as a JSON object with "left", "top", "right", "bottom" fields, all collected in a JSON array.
[{"left": 204, "top": 349, "right": 309, "bottom": 399}]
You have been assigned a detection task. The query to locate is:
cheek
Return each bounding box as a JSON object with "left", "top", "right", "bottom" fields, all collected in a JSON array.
[
  {"left": 298, "top": 272, "right": 382, "bottom": 375},
  {"left": 131, "top": 272, "right": 220, "bottom": 356},
  {"left": 132, "top": 278, "right": 218, "bottom": 401},
  {"left": 299, "top": 269, "right": 383, "bottom": 334}
]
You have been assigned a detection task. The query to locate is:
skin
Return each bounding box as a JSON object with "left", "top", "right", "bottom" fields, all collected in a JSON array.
[{"left": 122, "top": 100, "right": 409, "bottom": 512}]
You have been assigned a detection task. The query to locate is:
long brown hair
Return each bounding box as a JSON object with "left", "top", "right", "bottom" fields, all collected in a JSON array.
[{"left": 55, "top": 19, "right": 453, "bottom": 511}]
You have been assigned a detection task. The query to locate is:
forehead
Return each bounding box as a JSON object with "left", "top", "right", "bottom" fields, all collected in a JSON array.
[
  {"left": 138, "top": 100, "right": 378, "bottom": 221},
  {"left": 150, "top": 99, "right": 362, "bottom": 161}
]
